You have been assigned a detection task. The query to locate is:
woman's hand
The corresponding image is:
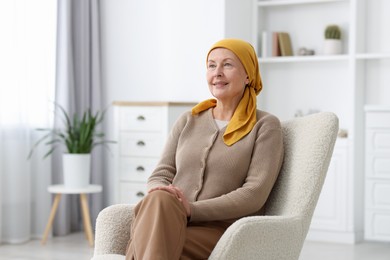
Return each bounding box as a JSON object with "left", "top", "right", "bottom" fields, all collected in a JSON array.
[{"left": 149, "top": 185, "right": 191, "bottom": 217}]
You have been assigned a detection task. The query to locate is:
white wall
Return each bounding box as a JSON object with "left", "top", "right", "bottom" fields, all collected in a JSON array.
[{"left": 100, "top": 0, "right": 230, "bottom": 106}]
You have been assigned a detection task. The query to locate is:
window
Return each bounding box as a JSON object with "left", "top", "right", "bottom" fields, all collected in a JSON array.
[{"left": 0, "top": 0, "right": 57, "bottom": 128}]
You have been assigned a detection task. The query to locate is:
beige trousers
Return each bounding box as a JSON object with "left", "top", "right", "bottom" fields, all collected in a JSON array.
[{"left": 125, "top": 190, "right": 230, "bottom": 260}]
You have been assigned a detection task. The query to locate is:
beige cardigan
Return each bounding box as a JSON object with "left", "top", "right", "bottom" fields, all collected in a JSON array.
[{"left": 148, "top": 108, "right": 284, "bottom": 223}]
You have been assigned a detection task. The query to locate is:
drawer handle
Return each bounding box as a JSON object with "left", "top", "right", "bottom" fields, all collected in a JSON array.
[
  {"left": 136, "top": 166, "right": 145, "bottom": 172},
  {"left": 137, "top": 140, "right": 145, "bottom": 146},
  {"left": 137, "top": 115, "right": 146, "bottom": 121},
  {"left": 136, "top": 191, "right": 145, "bottom": 197}
]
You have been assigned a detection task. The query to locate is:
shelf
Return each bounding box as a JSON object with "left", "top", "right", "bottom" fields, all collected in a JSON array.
[
  {"left": 258, "top": 0, "right": 348, "bottom": 7},
  {"left": 364, "top": 105, "right": 390, "bottom": 112},
  {"left": 259, "top": 55, "right": 349, "bottom": 63},
  {"left": 260, "top": 53, "right": 390, "bottom": 63},
  {"left": 356, "top": 53, "right": 390, "bottom": 60}
]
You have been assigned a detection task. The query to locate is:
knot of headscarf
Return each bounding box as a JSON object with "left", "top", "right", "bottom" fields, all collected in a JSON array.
[{"left": 192, "top": 38, "right": 263, "bottom": 146}]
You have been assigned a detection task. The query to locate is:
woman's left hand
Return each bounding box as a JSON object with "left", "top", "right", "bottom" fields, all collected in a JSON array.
[{"left": 149, "top": 185, "right": 191, "bottom": 217}]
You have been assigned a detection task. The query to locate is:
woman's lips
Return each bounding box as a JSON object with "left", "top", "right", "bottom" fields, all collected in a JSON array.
[{"left": 214, "top": 81, "right": 228, "bottom": 87}]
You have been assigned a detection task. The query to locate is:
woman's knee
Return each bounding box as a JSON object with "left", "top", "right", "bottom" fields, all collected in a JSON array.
[
  {"left": 145, "top": 189, "right": 175, "bottom": 202},
  {"left": 143, "top": 190, "right": 182, "bottom": 210}
]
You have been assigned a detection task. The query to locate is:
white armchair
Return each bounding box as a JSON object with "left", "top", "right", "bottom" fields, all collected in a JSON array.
[{"left": 92, "top": 112, "right": 339, "bottom": 260}]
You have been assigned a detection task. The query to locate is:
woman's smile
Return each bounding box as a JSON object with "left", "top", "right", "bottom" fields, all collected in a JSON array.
[{"left": 213, "top": 81, "right": 228, "bottom": 88}]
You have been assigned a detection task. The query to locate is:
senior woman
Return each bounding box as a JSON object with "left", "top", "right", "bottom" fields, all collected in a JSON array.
[{"left": 125, "top": 38, "right": 284, "bottom": 260}]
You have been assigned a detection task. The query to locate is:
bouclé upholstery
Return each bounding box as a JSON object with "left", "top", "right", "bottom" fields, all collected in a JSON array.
[{"left": 92, "top": 112, "right": 339, "bottom": 260}]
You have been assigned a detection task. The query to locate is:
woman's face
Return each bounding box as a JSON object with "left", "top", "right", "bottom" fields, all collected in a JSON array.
[{"left": 206, "top": 48, "right": 249, "bottom": 104}]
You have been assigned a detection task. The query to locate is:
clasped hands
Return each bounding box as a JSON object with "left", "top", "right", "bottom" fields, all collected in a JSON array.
[{"left": 149, "top": 184, "right": 191, "bottom": 218}]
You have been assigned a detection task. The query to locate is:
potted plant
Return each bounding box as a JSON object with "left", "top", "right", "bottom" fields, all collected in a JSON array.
[
  {"left": 323, "top": 24, "right": 342, "bottom": 55},
  {"left": 28, "top": 104, "right": 115, "bottom": 188}
]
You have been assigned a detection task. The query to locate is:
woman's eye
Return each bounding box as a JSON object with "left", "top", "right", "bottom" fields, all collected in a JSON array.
[
  {"left": 208, "top": 64, "right": 216, "bottom": 69},
  {"left": 224, "top": 63, "right": 232, "bottom": 67}
]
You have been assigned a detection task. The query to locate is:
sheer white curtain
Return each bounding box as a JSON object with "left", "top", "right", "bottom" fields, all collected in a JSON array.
[{"left": 0, "top": 0, "right": 57, "bottom": 243}]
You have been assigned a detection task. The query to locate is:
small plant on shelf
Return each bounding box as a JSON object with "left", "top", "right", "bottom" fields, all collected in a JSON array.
[
  {"left": 324, "top": 24, "right": 341, "bottom": 40},
  {"left": 323, "top": 24, "right": 342, "bottom": 55}
]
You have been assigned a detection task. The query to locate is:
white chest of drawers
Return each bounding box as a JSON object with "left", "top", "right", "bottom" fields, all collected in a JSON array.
[
  {"left": 113, "top": 101, "right": 195, "bottom": 204},
  {"left": 306, "top": 138, "right": 359, "bottom": 243},
  {"left": 365, "top": 106, "right": 390, "bottom": 241}
]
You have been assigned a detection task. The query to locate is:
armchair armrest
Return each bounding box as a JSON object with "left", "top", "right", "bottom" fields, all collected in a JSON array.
[
  {"left": 209, "top": 215, "right": 305, "bottom": 260},
  {"left": 93, "top": 206, "right": 306, "bottom": 260},
  {"left": 93, "top": 204, "right": 135, "bottom": 256}
]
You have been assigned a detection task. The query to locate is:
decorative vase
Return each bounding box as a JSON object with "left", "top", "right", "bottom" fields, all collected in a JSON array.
[
  {"left": 323, "top": 39, "right": 342, "bottom": 55},
  {"left": 62, "top": 153, "right": 91, "bottom": 188}
]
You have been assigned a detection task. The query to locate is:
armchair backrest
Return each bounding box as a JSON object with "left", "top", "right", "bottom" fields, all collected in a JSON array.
[{"left": 264, "top": 112, "right": 339, "bottom": 224}]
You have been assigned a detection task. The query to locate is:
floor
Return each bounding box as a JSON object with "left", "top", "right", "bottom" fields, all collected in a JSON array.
[
  {"left": 300, "top": 240, "right": 390, "bottom": 260},
  {"left": 0, "top": 232, "right": 389, "bottom": 260},
  {"left": 0, "top": 233, "right": 93, "bottom": 260}
]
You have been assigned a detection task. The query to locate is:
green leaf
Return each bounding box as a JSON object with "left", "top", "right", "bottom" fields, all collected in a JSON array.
[{"left": 28, "top": 102, "right": 116, "bottom": 159}]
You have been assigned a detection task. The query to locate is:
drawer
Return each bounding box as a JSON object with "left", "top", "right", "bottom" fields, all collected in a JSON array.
[
  {"left": 119, "top": 182, "right": 148, "bottom": 204},
  {"left": 366, "top": 180, "right": 390, "bottom": 210},
  {"left": 366, "top": 112, "right": 390, "bottom": 128},
  {"left": 120, "top": 132, "right": 165, "bottom": 157},
  {"left": 365, "top": 210, "right": 390, "bottom": 241},
  {"left": 120, "top": 157, "right": 159, "bottom": 182},
  {"left": 366, "top": 130, "right": 390, "bottom": 153},
  {"left": 366, "top": 155, "right": 390, "bottom": 179},
  {"left": 119, "top": 106, "right": 164, "bottom": 132}
]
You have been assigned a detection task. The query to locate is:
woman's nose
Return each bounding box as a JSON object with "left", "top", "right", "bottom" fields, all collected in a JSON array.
[{"left": 214, "top": 66, "right": 223, "bottom": 77}]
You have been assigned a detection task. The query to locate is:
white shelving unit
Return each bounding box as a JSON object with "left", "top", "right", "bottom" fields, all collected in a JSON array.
[
  {"left": 356, "top": 0, "right": 390, "bottom": 242},
  {"left": 364, "top": 106, "right": 390, "bottom": 242},
  {"left": 254, "top": 0, "right": 390, "bottom": 243}
]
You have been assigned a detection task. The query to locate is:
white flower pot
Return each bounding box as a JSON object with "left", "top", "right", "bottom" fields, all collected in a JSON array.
[
  {"left": 62, "top": 153, "right": 91, "bottom": 188},
  {"left": 323, "top": 39, "right": 342, "bottom": 55}
]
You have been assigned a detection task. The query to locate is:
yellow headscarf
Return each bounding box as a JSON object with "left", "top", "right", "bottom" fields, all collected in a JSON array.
[{"left": 192, "top": 38, "right": 263, "bottom": 146}]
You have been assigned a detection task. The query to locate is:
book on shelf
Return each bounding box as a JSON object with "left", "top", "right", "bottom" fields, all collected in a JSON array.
[
  {"left": 269, "top": 31, "right": 293, "bottom": 57},
  {"left": 272, "top": 32, "right": 281, "bottom": 57},
  {"left": 278, "top": 32, "right": 293, "bottom": 56},
  {"left": 261, "top": 31, "right": 273, "bottom": 58}
]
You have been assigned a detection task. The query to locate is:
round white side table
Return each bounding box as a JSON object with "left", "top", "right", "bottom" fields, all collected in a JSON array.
[{"left": 41, "top": 184, "right": 102, "bottom": 247}]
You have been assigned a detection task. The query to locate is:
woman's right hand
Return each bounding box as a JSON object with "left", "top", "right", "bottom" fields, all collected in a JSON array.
[{"left": 149, "top": 185, "right": 191, "bottom": 217}]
